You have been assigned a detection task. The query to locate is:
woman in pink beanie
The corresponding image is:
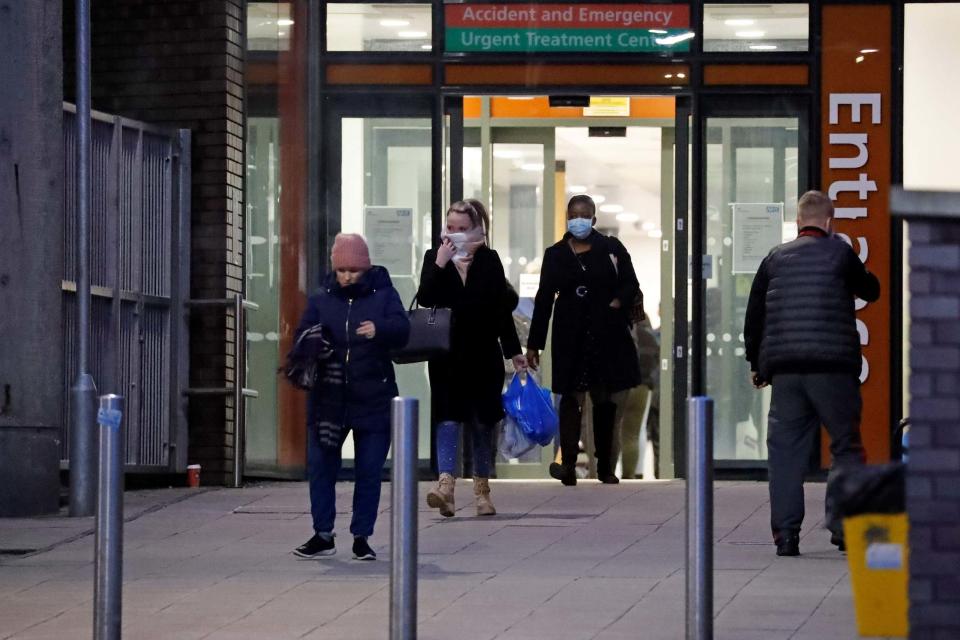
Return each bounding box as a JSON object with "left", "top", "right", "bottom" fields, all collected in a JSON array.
[{"left": 290, "top": 233, "right": 409, "bottom": 561}]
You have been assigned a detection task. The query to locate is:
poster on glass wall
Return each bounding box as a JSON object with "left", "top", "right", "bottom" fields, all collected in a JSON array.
[
  {"left": 731, "top": 203, "right": 784, "bottom": 274},
  {"left": 364, "top": 206, "right": 414, "bottom": 277}
]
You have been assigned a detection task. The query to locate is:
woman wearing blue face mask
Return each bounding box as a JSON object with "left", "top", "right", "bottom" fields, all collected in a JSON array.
[{"left": 526, "top": 195, "right": 641, "bottom": 485}]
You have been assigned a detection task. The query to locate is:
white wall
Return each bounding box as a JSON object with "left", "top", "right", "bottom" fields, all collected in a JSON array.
[{"left": 904, "top": 4, "right": 960, "bottom": 190}]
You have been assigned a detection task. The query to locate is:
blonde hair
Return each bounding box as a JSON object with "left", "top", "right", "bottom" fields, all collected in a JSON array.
[{"left": 797, "top": 190, "right": 834, "bottom": 224}]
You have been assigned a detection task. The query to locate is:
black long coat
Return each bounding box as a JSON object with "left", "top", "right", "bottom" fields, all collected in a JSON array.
[
  {"left": 416, "top": 246, "right": 522, "bottom": 425},
  {"left": 528, "top": 231, "right": 641, "bottom": 395}
]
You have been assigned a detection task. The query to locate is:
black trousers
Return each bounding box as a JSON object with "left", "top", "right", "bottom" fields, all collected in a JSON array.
[
  {"left": 767, "top": 372, "right": 866, "bottom": 538},
  {"left": 558, "top": 390, "right": 618, "bottom": 477}
]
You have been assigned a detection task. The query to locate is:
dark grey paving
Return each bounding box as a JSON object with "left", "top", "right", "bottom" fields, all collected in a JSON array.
[{"left": 0, "top": 480, "right": 863, "bottom": 639}]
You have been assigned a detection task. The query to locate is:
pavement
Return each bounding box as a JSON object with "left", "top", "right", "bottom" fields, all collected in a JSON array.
[{"left": 0, "top": 479, "right": 881, "bottom": 640}]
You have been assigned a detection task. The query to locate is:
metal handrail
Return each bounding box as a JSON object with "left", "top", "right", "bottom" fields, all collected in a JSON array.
[{"left": 184, "top": 293, "right": 258, "bottom": 488}]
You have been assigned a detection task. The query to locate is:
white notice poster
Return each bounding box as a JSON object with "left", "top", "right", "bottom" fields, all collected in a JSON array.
[
  {"left": 364, "top": 206, "right": 414, "bottom": 277},
  {"left": 731, "top": 203, "right": 784, "bottom": 274}
]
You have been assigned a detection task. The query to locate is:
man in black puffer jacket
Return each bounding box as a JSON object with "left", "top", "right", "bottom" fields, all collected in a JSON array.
[{"left": 744, "top": 190, "right": 880, "bottom": 557}]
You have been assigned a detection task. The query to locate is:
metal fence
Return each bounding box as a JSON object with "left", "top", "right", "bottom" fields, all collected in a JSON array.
[{"left": 62, "top": 104, "right": 191, "bottom": 472}]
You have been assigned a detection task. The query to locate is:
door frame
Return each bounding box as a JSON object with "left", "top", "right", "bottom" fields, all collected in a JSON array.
[{"left": 692, "top": 93, "right": 812, "bottom": 471}]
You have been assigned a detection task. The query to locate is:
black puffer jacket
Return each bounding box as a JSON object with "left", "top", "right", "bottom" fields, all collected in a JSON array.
[{"left": 743, "top": 229, "right": 880, "bottom": 380}]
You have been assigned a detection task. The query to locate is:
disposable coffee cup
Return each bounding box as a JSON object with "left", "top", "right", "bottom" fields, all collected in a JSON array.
[{"left": 187, "top": 464, "right": 201, "bottom": 488}]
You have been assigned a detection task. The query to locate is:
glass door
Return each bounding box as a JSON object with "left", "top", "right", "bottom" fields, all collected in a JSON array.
[
  {"left": 324, "top": 95, "right": 435, "bottom": 467},
  {"left": 698, "top": 97, "right": 808, "bottom": 467}
]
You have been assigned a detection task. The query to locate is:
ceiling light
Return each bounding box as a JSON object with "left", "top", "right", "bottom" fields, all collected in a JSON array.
[
  {"left": 277, "top": 19, "right": 295, "bottom": 27},
  {"left": 860, "top": 48, "right": 879, "bottom": 54},
  {"left": 648, "top": 29, "right": 668, "bottom": 34},
  {"left": 599, "top": 204, "right": 624, "bottom": 214},
  {"left": 567, "top": 185, "right": 588, "bottom": 193},
  {"left": 642, "top": 221, "right": 656, "bottom": 231},
  {"left": 725, "top": 19, "right": 755, "bottom": 27},
  {"left": 664, "top": 74, "right": 673, "bottom": 79},
  {"left": 655, "top": 32, "right": 695, "bottom": 46},
  {"left": 676, "top": 73, "right": 686, "bottom": 78},
  {"left": 855, "top": 55, "right": 865, "bottom": 64},
  {"left": 735, "top": 30, "right": 765, "bottom": 38},
  {"left": 380, "top": 19, "right": 410, "bottom": 27},
  {"left": 507, "top": 96, "right": 535, "bottom": 100},
  {"left": 616, "top": 212, "right": 640, "bottom": 223},
  {"left": 592, "top": 195, "right": 606, "bottom": 204},
  {"left": 398, "top": 31, "right": 428, "bottom": 38},
  {"left": 647, "top": 229, "right": 663, "bottom": 238},
  {"left": 749, "top": 44, "right": 777, "bottom": 51},
  {"left": 277, "top": 31, "right": 286, "bottom": 36},
  {"left": 421, "top": 44, "right": 432, "bottom": 50},
  {"left": 493, "top": 149, "right": 523, "bottom": 159},
  {"left": 521, "top": 163, "right": 544, "bottom": 172}
]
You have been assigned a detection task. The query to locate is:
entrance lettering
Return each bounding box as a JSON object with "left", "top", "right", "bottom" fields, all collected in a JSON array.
[{"left": 827, "top": 93, "right": 881, "bottom": 383}]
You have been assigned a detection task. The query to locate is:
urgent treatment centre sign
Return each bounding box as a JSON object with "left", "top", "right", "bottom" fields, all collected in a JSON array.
[{"left": 445, "top": 4, "right": 691, "bottom": 53}]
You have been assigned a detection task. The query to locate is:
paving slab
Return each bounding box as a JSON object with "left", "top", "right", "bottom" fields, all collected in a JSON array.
[{"left": 0, "top": 480, "right": 870, "bottom": 639}]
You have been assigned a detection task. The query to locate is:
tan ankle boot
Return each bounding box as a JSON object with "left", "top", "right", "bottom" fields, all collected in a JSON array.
[
  {"left": 473, "top": 477, "right": 496, "bottom": 516},
  {"left": 426, "top": 473, "right": 456, "bottom": 517}
]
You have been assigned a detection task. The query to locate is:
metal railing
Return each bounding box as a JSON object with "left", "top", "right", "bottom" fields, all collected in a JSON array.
[
  {"left": 62, "top": 103, "right": 191, "bottom": 475},
  {"left": 184, "top": 294, "right": 259, "bottom": 488}
]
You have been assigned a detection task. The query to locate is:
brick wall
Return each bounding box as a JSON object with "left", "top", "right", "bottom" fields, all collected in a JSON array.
[
  {"left": 64, "top": 0, "right": 245, "bottom": 484},
  {"left": 906, "top": 217, "right": 960, "bottom": 638}
]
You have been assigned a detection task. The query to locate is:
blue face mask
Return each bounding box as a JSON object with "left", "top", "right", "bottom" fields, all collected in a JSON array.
[{"left": 567, "top": 217, "right": 593, "bottom": 240}]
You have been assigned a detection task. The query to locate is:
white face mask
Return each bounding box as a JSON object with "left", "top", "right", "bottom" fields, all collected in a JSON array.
[{"left": 443, "top": 232, "right": 469, "bottom": 253}]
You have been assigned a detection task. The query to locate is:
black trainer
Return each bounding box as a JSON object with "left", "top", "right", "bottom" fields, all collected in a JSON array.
[
  {"left": 549, "top": 462, "right": 577, "bottom": 486},
  {"left": 599, "top": 473, "right": 620, "bottom": 484},
  {"left": 775, "top": 530, "right": 800, "bottom": 557},
  {"left": 293, "top": 534, "right": 335, "bottom": 559},
  {"left": 352, "top": 537, "right": 376, "bottom": 561},
  {"left": 830, "top": 532, "right": 846, "bottom": 552}
]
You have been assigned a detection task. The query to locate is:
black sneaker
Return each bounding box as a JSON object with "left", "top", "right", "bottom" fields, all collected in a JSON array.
[
  {"left": 599, "top": 473, "right": 620, "bottom": 484},
  {"left": 775, "top": 530, "right": 800, "bottom": 557},
  {"left": 352, "top": 537, "right": 376, "bottom": 561},
  {"left": 830, "top": 532, "right": 846, "bottom": 552},
  {"left": 549, "top": 462, "right": 577, "bottom": 486},
  {"left": 293, "top": 534, "right": 335, "bottom": 559}
]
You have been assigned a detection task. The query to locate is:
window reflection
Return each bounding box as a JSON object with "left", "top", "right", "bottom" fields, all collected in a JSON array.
[
  {"left": 327, "top": 4, "right": 433, "bottom": 52},
  {"left": 703, "top": 4, "right": 809, "bottom": 53}
]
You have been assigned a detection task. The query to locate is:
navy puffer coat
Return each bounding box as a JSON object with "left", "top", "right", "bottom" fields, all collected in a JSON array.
[{"left": 294, "top": 266, "right": 410, "bottom": 436}]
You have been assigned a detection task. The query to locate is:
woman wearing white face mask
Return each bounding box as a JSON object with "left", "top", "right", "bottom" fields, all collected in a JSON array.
[
  {"left": 416, "top": 201, "right": 527, "bottom": 517},
  {"left": 526, "top": 195, "right": 641, "bottom": 486}
]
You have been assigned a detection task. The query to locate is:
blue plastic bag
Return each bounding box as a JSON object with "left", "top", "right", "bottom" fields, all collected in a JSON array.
[{"left": 502, "top": 373, "right": 559, "bottom": 446}]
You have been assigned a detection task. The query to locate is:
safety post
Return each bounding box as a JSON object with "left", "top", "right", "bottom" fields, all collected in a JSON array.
[
  {"left": 94, "top": 395, "right": 124, "bottom": 640},
  {"left": 390, "top": 397, "right": 418, "bottom": 640},
  {"left": 686, "top": 396, "right": 714, "bottom": 640}
]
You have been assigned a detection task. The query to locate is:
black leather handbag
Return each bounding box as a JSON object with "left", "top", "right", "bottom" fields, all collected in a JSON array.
[{"left": 391, "top": 297, "right": 452, "bottom": 364}]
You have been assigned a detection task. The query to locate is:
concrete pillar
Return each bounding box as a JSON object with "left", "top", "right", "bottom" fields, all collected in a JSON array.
[{"left": 0, "top": 0, "right": 65, "bottom": 516}]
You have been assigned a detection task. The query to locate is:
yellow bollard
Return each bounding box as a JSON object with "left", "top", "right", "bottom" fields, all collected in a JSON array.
[{"left": 843, "top": 513, "right": 909, "bottom": 637}]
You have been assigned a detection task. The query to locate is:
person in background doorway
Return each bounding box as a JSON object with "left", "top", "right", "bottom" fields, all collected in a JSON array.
[
  {"left": 526, "top": 195, "right": 641, "bottom": 485},
  {"left": 291, "top": 234, "right": 410, "bottom": 561},
  {"left": 744, "top": 190, "right": 880, "bottom": 557},
  {"left": 417, "top": 200, "right": 526, "bottom": 517},
  {"left": 614, "top": 293, "right": 660, "bottom": 479}
]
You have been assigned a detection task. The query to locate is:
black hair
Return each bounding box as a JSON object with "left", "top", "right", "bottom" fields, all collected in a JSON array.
[{"left": 567, "top": 194, "right": 596, "bottom": 216}]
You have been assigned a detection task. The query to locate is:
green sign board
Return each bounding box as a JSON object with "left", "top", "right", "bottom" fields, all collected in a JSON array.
[{"left": 445, "top": 3, "right": 692, "bottom": 53}]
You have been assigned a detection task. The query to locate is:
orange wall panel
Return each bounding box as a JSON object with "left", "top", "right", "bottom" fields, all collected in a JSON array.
[
  {"left": 821, "top": 5, "right": 892, "bottom": 464},
  {"left": 446, "top": 64, "right": 688, "bottom": 86},
  {"left": 704, "top": 64, "right": 808, "bottom": 86},
  {"left": 326, "top": 64, "right": 433, "bottom": 85}
]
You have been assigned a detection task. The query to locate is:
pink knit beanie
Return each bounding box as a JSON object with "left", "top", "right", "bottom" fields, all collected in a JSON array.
[{"left": 330, "top": 233, "right": 372, "bottom": 271}]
